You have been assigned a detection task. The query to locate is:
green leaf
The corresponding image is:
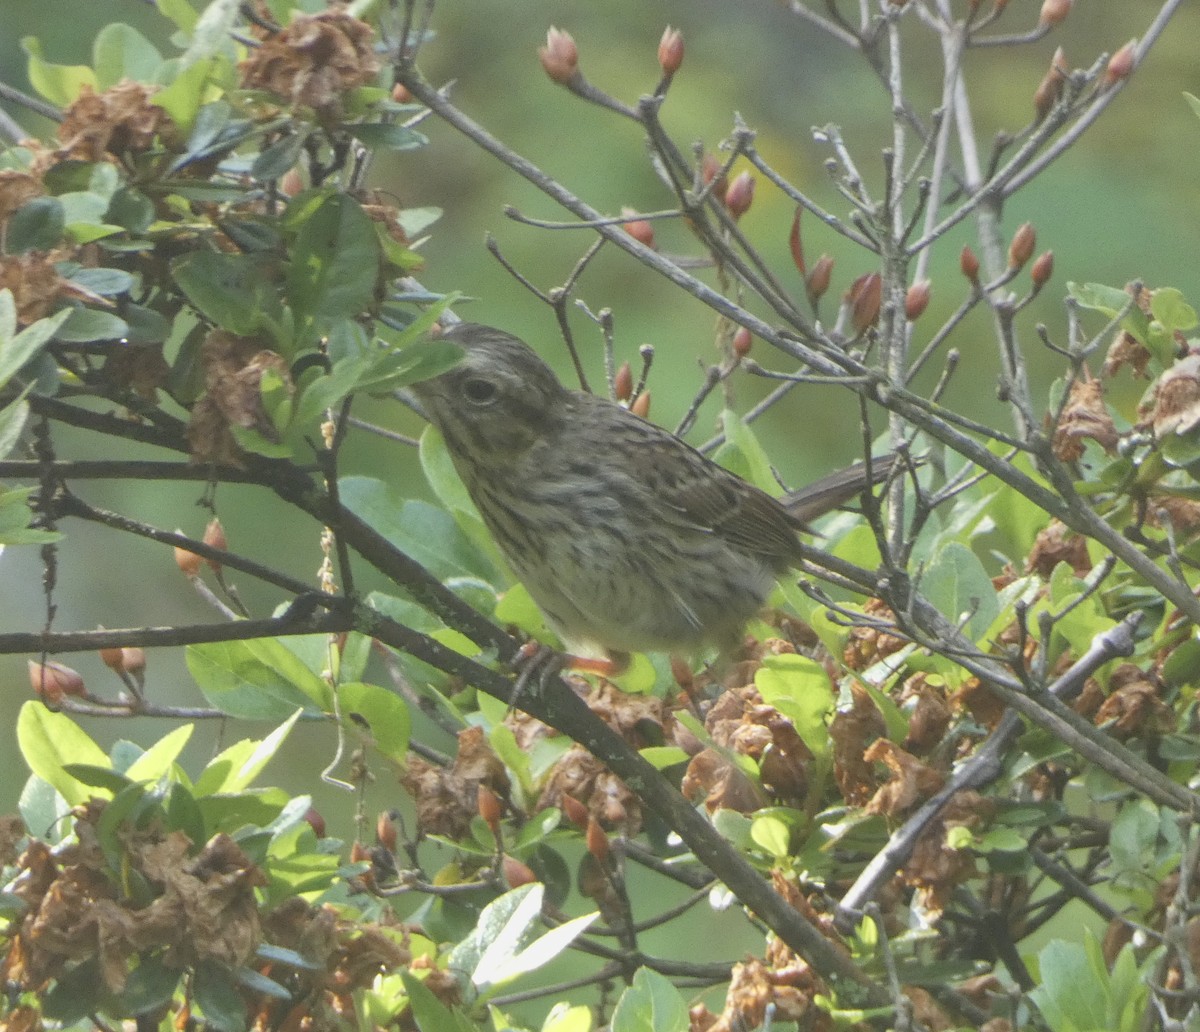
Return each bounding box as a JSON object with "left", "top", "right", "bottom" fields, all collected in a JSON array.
[
  {"left": 610, "top": 968, "right": 689, "bottom": 1032},
  {"left": 61, "top": 764, "right": 134, "bottom": 794},
  {"left": 194, "top": 959, "right": 248, "bottom": 1032},
  {"left": 350, "top": 123, "right": 429, "bottom": 150},
  {"left": 235, "top": 967, "right": 292, "bottom": 1000},
  {"left": 755, "top": 653, "right": 834, "bottom": 759},
  {"left": 172, "top": 250, "right": 277, "bottom": 335},
  {"left": 340, "top": 477, "right": 500, "bottom": 583},
  {"left": 448, "top": 884, "right": 541, "bottom": 990},
  {"left": 56, "top": 308, "right": 129, "bottom": 343},
  {"left": 541, "top": 1003, "right": 593, "bottom": 1032},
  {"left": 193, "top": 711, "right": 302, "bottom": 796},
  {"left": 16, "top": 701, "right": 111, "bottom": 806},
  {"left": 0, "top": 300, "right": 71, "bottom": 389},
  {"left": 122, "top": 303, "right": 172, "bottom": 344},
  {"left": 107, "top": 186, "right": 156, "bottom": 233},
  {"left": 638, "top": 746, "right": 689, "bottom": 770},
  {"left": 66, "top": 267, "right": 135, "bottom": 297},
  {"left": 252, "top": 133, "right": 306, "bottom": 181},
  {"left": 336, "top": 682, "right": 411, "bottom": 763},
  {"left": 1187, "top": 91, "right": 1200, "bottom": 121},
  {"left": 187, "top": 638, "right": 328, "bottom": 719},
  {"left": 21, "top": 37, "right": 97, "bottom": 107},
  {"left": 181, "top": 0, "right": 241, "bottom": 67},
  {"left": 255, "top": 943, "right": 322, "bottom": 971},
  {"left": 920, "top": 541, "right": 999, "bottom": 642},
  {"left": 0, "top": 398, "right": 30, "bottom": 461},
  {"left": 1151, "top": 287, "right": 1198, "bottom": 335},
  {"left": 123, "top": 954, "right": 183, "bottom": 1016},
  {"left": 5, "top": 198, "right": 65, "bottom": 252},
  {"left": 124, "top": 724, "right": 194, "bottom": 783},
  {"left": 1029, "top": 932, "right": 1149, "bottom": 1032},
  {"left": 713, "top": 408, "right": 781, "bottom": 496},
  {"left": 94, "top": 23, "right": 163, "bottom": 89},
  {"left": 151, "top": 58, "right": 215, "bottom": 131},
  {"left": 166, "top": 781, "right": 207, "bottom": 845},
  {"left": 478, "top": 909, "right": 598, "bottom": 997},
  {"left": 750, "top": 813, "right": 791, "bottom": 858},
  {"left": 400, "top": 969, "right": 474, "bottom": 1032},
  {"left": 287, "top": 193, "right": 381, "bottom": 322},
  {"left": 42, "top": 957, "right": 104, "bottom": 1024}
]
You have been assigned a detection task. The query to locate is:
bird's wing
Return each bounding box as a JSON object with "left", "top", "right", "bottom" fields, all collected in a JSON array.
[{"left": 638, "top": 434, "right": 802, "bottom": 564}]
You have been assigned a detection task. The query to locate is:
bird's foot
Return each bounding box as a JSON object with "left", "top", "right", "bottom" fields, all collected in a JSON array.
[{"left": 508, "top": 642, "right": 628, "bottom": 714}]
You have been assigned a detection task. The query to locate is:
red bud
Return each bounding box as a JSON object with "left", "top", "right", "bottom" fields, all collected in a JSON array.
[
  {"left": 1104, "top": 40, "right": 1136, "bottom": 86},
  {"left": 630, "top": 390, "right": 651, "bottom": 419},
  {"left": 614, "top": 361, "right": 633, "bottom": 402},
  {"left": 99, "top": 643, "right": 124, "bottom": 671},
  {"left": 202, "top": 517, "right": 226, "bottom": 573},
  {"left": 502, "top": 855, "right": 537, "bottom": 888},
  {"left": 732, "top": 327, "right": 752, "bottom": 358},
  {"left": 724, "top": 171, "right": 755, "bottom": 219},
  {"left": 1039, "top": 0, "right": 1071, "bottom": 27},
  {"left": 905, "top": 280, "right": 932, "bottom": 321},
  {"left": 1031, "top": 250, "right": 1054, "bottom": 290},
  {"left": 657, "top": 26, "right": 684, "bottom": 77},
  {"left": 1008, "top": 222, "right": 1036, "bottom": 271},
  {"left": 376, "top": 810, "right": 398, "bottom": 852},
  {"left": 1033, "top": 48, "right": 1067, "bottom": 123},
  {"left": 539, "top": 27, "right": 579, "bottom": 86},
  {"left": 29, "top": 659, "right": 85, "bottom": 703},
  {"left": 806, "top": 254, "right": 833, "bottom": 303},
  {"left": 478, "top": 784, "right": 503, "bottom": 833},
  {"left": 174, "top": 532, "right": 202, "bottom": 578},
  {"left": 391, "top": 83, "right": 412, "bottom": 104},
  {"left": 960, "top": 245, "right": 980, "bottom": 284},
  {"left": 279, "top": 168, "right": 303, "bottom": 197},
  {"left": 561, "top": 795, "right": 589, "bottom": 828},
  {"left": 620, "top": 207, "right": 655, "bottom": 249},
  {"left": 305, "top": 807, "right": 326, "bottom": 838},
  {"left": 847, "top": 272, "right": 882, "bottom": 334},
  {"left": 121, "top": 647, "right": 146, "bottom": 676},
  {"left": 788, "top": 207, "right": 806, "bottom": 276},
  {"left": 700, "top": 152, "right": 727, "bottom": 202},
  {"left": 586, "top": 817, "right": 610, "bottom": 862}
]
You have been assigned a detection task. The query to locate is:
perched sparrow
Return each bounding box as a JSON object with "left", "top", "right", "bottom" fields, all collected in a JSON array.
[{"left": 411, "top": 323, "right": 897, "bottom": 667}]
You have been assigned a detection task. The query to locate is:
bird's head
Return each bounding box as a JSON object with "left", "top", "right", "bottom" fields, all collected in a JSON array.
[{"left": 410, "top": 323, "right": 569, "bottom": 461}]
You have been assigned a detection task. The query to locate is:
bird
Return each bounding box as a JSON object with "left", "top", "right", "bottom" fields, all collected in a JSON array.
[{"left": 410, "top": 322, "right": 899, "bottom": 671}]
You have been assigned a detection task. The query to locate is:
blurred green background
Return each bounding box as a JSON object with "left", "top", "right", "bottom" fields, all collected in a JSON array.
[{"left": 0, "top": 0, "right": 1197, "bottom": 845}]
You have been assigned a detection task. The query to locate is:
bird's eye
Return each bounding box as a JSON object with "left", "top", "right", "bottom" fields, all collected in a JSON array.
[{"left": 462, "top": 377, "right": 498, "bottom": 405}]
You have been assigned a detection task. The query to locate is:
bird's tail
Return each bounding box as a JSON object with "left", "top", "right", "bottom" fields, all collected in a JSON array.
[{"left": 781, "top": 454, "right": 905, "bottom": 527}]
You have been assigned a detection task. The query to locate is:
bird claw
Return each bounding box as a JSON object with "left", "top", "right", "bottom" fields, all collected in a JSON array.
[{"left": 507, "top": 642, "right": 627, "bottom": 713}]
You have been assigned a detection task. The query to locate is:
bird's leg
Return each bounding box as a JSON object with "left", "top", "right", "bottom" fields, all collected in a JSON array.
[{"left": 508, "top": 642, "right": 629, "bottom": 713}]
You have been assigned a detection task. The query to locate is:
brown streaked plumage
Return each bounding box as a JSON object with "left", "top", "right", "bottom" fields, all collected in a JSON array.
[{"left": 411, "top": 323, "right": 895, "bottom": 663}]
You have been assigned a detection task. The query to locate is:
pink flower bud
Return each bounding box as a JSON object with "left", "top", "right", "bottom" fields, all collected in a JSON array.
[
  {"left": 658, "top": 26, "right": 684, "bottom": 77},
  {"left": 1033, "top": 48, "right": 1067, "bottom": 123},
  {"left": 1031, "top": 250, "right": 1054, "bottom": 289},
  {"left": 539, "top": 27, "right": 579, "bottom": 86},
  {"left": 806, "top": 254, "right": 833, "bottom": 302},
  {"left": 905, "top": 280, "right": 932, "bottom": 321},
  {"left": 1104, "top": 40, "right": 1136, "bottom": 86},
  {"left": 614, "top": 361, "right": 633, "bottom": 402},
  {"left": 29, "top": 659, "right": 85, "bottom": 703},
  {"left": 202, "top": 517, "right": 227, "bottom": 574},
  {"left": 847, "top": 272, "right": 882, "bottom": 334},
  {"left": 788, "top": 208, "right": 806, "bottom": 276},
  {"left": 732, "top": 327, "right": 752, "bottom": 357},
  {"left": 1039, "top": 0, "right": 1071, "bottom": 28},
  {"left": 723, "top": 171, "right": 755, "bottom": 219},
  {"left": 1008, "top": 222, "right": 1036, "bottom": 271},
  {"left": 960, "top": 245, "right": 980, "bottom": 284},
  {"left": 620, "top": 207, "right": 655, "bottom": 249}
]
